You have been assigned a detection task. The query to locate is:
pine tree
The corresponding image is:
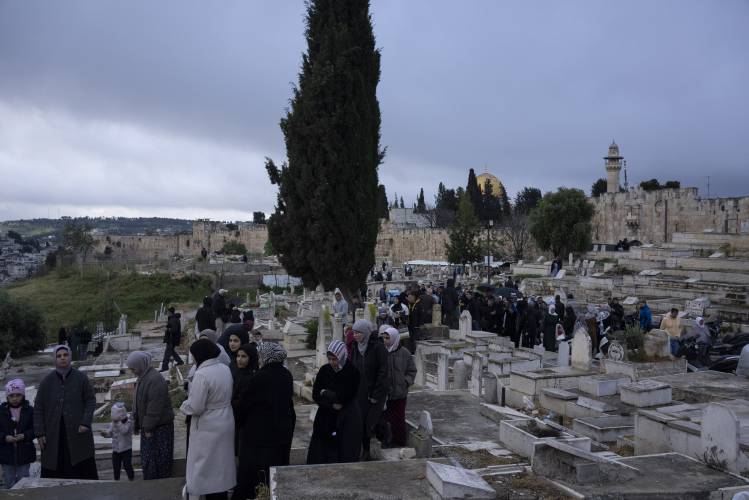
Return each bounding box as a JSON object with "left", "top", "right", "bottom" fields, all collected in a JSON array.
[
  {"left": 445, "top": 192, "right": 482, "bottom": 266},
  {"left": 399, "top": 197, "right": 404, "bottom": 208},
  {"left": 514, "top": 187, "right": 542, "bottom": 215},
  {"left": 265, "top": 0, "right": 383, "bottom": 294},
  {"left": 466, "top": 168, "right": 483, "bottom": 218},
  {"left": 415, "top": 188, "right": 427, "bottom": 213}
]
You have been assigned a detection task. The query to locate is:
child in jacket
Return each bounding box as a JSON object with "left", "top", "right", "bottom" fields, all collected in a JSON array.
[
  {"left": 0, "top": 379, "right": 35, "bottom": 489},
  {"left": 100, "top": 402, "right": 134, "bottom": 480}
]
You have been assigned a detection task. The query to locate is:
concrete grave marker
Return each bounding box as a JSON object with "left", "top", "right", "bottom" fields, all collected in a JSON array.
[
  {"left": 432, "top": 303, "right": 442, "bottom": 326},
  {"left": 470, "top": 354, "right": 484, "bottom": 398},
  {"left": 558, "top": 341, "right": 570, "bottom": 367},
  {"left": 701, "top": 401, "right": 749, "bottom": 473},
  {"left": 419, "top": 410, "right": 433, "bottom": 436},
  {"left": 555, "top": 269, "right": 566, "bottom": 279},
  {"left": 568, "top": 252, "right": 574, "bottom": 268},
  {"left": 453, "top": 360, "right": 468, "bottom": 389},
  {"left": 737, "top": 345, "right": 749, "bottom": 378},
  {"left": 571, "top": 329, "right": 592, "bottom": 370},
  {"left": 459, "top": 310, "right": 472, "bottom": 339},
  {"left": 643, "top": 329, "right": 671, "bottom": 359},
  {"left": 426, "top": 461, "right": 497, "bottom": 499}
]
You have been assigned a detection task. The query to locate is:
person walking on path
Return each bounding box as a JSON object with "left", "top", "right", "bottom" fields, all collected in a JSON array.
[
  {"left": 34, "top": 345, "right": 98, "bottom": 480},
  {"left": 99, "top": 402, "right": 134, "bottom": 481},
  {"left": 380, "top": 328, "right": 416, "bottom": 447},
  {"left": 181, "top": 339, "right": 236, "bottom": 500},
  {"left": 307, "top": 340, "right": 362, "bottom": 464},
  {"left": 213, "top": 289, "right": 230, "bottom": 336},
  {"left": 161, "top": 307, "right": 185, "bottom": 372},
  {"left": 350, "top": 319, "right": 390, "bottom": 461},
  {"left": 233, "top": 342, "right": 295, "bottom": 500},
  {"left": 127, "top": 351, "right": 174, "bottom": 480},
  {"left": 0, "top": 379, "right": 36, "bottom": 488}
]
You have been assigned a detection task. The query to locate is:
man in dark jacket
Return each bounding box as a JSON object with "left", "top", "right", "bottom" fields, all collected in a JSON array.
[
  {"left": 441, "top": 279, "right": 460, "bottom": 329},
  {"left": 481, "top": 295, "right": 504, "bottom": 334},
  {"left": 523, "top": 301, "right": 541, "bottom": 347},
  {"left": 160, "top": 308, "right": 184, "bottom": 372},
  {"left": 195, "top": 296, "right": 215, "bottom": 332},
  {"left": 34, "top": 345, "right": 97, "bottom": 479},
  {"left": 212, "top": 289, "right": 229, "bottom": 335}
]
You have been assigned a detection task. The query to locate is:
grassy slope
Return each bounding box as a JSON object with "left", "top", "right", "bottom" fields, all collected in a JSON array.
[{"left": 6, "top": 270, "right": 212, "bottom": 339}]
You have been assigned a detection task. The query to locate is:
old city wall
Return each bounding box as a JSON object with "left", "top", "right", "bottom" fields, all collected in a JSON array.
[
  {"left": 591, "top": 187, "right": 749, "bottom": 245},
  {"left": 375, "top": 223, "right": 450, "bottom": 266}
]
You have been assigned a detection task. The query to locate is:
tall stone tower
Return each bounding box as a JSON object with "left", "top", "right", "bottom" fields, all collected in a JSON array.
[{"left": 604, "top": 140, "right": 623, "bottom": 193}]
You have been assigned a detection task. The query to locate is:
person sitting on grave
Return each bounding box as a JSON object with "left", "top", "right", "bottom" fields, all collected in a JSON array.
[
  {"left": 307, "top": 340, "right": 362, "bottom": 465},
  {"left": 388, "top": 295, "right": 409, "bottom": 328}
]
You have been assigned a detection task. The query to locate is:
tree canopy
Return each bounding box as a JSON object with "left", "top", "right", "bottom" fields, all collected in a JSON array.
[
  {"left": 591, "top": 178, "right": 607, "bottom": 197},
  {"left": 514, "top": 187, "right": 542, "bottom": 215},
  {"left": 265, "top": 0, "right": 383, "bottom": 294},
  {"left": 529, "top": 188, "right": 594, "bottom": 257},
  {"left": 0, "top": 291, "right": 46, "bottom": 356},
  {"left": 445, "top": 193, "right": 482, "bottom": 266}
]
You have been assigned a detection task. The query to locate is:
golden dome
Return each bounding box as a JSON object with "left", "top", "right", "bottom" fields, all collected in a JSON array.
[{"left": 476, "top": 172, "right": 506, "bottom": 197}]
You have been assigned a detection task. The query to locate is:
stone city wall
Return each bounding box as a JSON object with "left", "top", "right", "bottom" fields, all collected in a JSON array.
[{"left": 591, "top": 187, "right": 749, "bottom": 245}]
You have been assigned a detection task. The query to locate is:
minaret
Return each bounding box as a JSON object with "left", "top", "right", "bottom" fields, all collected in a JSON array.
[{"left": 604, "top": 140, "right": 623, "bottom": 193}]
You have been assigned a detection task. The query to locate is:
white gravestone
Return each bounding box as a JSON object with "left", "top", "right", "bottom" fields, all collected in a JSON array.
[
  {"left": 558, "top": 341, "right": 570, "bottom": 367},
  {"left": 737, "top": 345, "right": 749, "bottom": 378},
  {"left": 453, "top": 360, "right": 468, "bottom": 389},
  {"left": 571, "top": 329, "right": 592, "bottom": 370},
  {"left": 459, "top": 310, "right": 472, "bottom": 339}
]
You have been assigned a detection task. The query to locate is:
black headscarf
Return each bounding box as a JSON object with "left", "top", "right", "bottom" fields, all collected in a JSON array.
[
  {"left": 190, "top": 338, "right": 220, "bottom": 367},
  {"left": 238, "top": 343, "right": 259, "bottom": 372}
]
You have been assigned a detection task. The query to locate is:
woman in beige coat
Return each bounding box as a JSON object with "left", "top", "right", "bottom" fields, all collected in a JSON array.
[{"left": 180, "top": 339, "right": 236, "bottom": 499}]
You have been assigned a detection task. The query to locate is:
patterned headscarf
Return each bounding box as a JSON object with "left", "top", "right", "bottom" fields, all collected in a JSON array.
[
  {"left": 327, "top": 340, "right": 347, "bottom": 371},
  {"left": 4, "top": 379, "right": 25, "bottom": 397},
  {"left": 384, "top": 327, "right": 401, "bottom": 352},
  {"left": 257, "top": 342, "right": 287, "bottom": 366}
]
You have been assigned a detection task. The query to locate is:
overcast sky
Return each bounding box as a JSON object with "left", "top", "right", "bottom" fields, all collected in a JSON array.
[{"left": 1, "top": 1, "right": 747, "bottom": 222}]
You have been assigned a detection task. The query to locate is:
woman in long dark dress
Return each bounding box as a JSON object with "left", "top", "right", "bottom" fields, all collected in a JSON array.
[
  {"left": 231, "top": 343, "right": 258, "bottom": 455},
  {"left": 307, "top": 340, "right": 362, "bottom": 464},
  {"left": 233, "top": 343, "right": 295, "bottom": 500},
  {"left": 542, "top": 304, "right": 560, "bottom": 352},
  {"left": 349, "top": 319, "right": 390, "bottom": 461},
  {"left": 34, "top": 345, "right": 98, "bottom": 479}
]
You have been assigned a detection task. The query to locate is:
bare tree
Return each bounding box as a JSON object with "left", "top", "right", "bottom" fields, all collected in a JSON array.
[{"left": 502, "top": 214, "right": 532, "bottom": 261}]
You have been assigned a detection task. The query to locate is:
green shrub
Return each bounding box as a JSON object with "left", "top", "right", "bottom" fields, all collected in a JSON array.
[
  {"left": 219, "top": 240, "right": 248, "bottom": 255},
  {"left": 304, "top": 319, "right": 318, "bottom": 350},
  {"left": 0, "top": 291, "right": 47, "bottom": 356}
]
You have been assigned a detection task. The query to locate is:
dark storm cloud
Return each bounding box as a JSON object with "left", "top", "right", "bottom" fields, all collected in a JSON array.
[{"left": 0, "top": 0, "right": 747, "bottom": 220}]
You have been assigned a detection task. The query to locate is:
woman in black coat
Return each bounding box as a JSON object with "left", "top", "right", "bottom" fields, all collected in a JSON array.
[
  {"left": 231, "top": 343, "right": 258, "bottom": 456},
  {"left": 0, "top": 379, "right": 36, "bottom": 488},
  {"left": 349, "top": 319, "right": 390, "bottom": 461},
  {"left": 234, "top": 343, "right": 295, "bottom": 500},
  {"left": 307, "top": 340, "right": 362, "bottom": 464}
]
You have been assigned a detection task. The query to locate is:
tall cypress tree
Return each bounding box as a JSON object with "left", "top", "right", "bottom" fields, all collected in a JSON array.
[
  {"left": 415, "top": 188, "right": 427, "bottom": 213},
  {"left": 266, "top": 0, "right": 384, "bottom": 294},
  {"left": 466, "top": 168, "right": 483, "bottom": 218}
]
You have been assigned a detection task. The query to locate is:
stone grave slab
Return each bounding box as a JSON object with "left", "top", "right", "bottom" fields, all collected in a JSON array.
[
  {"left": 620, "top": 380, "right": 672, "bottom": 407},
  {"left": 576, "top": 396, "right": 617, "bottom": 413},
  {"left": 579, "top": 374, "right": 630, "bottom": 397},
  {"left": 94, "top": 370, "right": 122, "bottom": 378},
  {"left": 426, "top": 461, "right": 496, "bottom": 499},
  {"left": 643, "top": 329, "right": 671, "bottom": 358},
  {"left": 572, "top": 415, "right": 634, "bottom": 443},
  {"left": 542, "top": 388, "right": 578, "bottom": 401}
]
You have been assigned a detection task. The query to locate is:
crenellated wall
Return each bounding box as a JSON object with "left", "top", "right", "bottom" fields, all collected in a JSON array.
[{"left": 591, "top": 187, "right": 749, "bottom": 245}]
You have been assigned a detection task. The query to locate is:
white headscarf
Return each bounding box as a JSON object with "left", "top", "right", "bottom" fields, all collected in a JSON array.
[{"left": 385, "top": 327, "right": 401, "bottom": 352}]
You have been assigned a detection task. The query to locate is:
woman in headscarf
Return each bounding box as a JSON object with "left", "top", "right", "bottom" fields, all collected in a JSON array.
[
  {"left": 349, "top": 319, "right": 390, "bottom": 461},
  {"left": 563, "top": 305, "right": 577, "bottom": 340},
  {"left": 542, "top": 304, "right": 560, "bottom": 352},
  {"left": 33, "top": 345, "right": 98, "bottom": 479},
  {"left": 307, "top": 340, "right": 362, "bottom": 464},
  {"left": 196, "top": 329, "right": 231, "bottom": 366},
  {"left": 225, "top": 328, "right": 250, "bottom": 373},
  {"left": 380, "top": 328, "right": 417, "bottom": 447},
  {"left": 233, "top": 342, "right": 295, "bottom": 500},
  {"left": 126, "top": 351, "right": 174, "bottom": 480},
  {"left": 231, "top": 343, "right": 258, "bottom": 456},
  {"left": 693, "top": 317, "right": 712, "bottom": 365},
  {"left": 181, "top": 339, "right": 236, "bottom": 500}
]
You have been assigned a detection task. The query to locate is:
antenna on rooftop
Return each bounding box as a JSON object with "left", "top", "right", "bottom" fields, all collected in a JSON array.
[
  {"left": 707, "top": 176, "right": 710, "bottom": 199},
  {"left": 623, "top": 160, "right": 628, "bottom": 190}
]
